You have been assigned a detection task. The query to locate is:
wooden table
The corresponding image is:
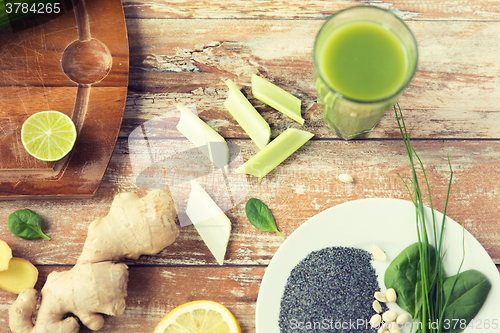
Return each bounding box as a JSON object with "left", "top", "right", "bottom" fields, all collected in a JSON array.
[{"left": 2, "top": 1, "right": 500, "bottom": 332}]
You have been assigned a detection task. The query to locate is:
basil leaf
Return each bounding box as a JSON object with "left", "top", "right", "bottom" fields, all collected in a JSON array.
[
  {"left": 7, "top": 209, "right": 50, "bottom": 240},
  {"left": 442, "top": 269, "right": 491, "bottom": 333},
  {"left": 245, "top": 198, "right": 285, "bottom": 238},
  {"left": 384, "top": 242, "right": 436, "bottom": 317}
]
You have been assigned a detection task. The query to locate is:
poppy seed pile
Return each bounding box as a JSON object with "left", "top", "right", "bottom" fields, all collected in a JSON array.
[{"left": 279, "top": 247, "right": 382, "bottom": 332}]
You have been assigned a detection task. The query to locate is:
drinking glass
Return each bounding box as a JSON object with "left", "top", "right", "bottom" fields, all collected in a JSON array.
[{"left": 313, "top": 6, "right": 418, "bottom": 140}]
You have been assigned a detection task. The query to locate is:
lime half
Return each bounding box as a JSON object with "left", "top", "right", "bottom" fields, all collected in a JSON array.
[{"left": 21, "top": 110, "right": 77, "bottom": 162}]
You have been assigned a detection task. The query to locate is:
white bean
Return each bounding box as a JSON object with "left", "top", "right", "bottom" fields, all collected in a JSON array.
[
  {"left": 388, "top": 322, "right": 401, "bottom": 333},
  {"left": 386, "top": 288, "right": 397, "bottom": 302},
  {"left": 338, "top": 173, "right": 354, "bottom": 183},
  {"left": 369, "top": 314, "right": 382, "bottom": 328},
  {"left": 374, "top": 291, "right": 387, "bottom": 302},
  {"left": 382, "top": 309, "right": 397, "bottom": 322},
  {"left": 377, "top": 325, "right": 389, "bottom": 333},
  {"left": 372, "top": 300, "right": 382, "bottom": 313},
  {"left": 377, "top": 323, "right": 388, "bottom": 333},
  {"left": 371, "top": 245, "right": 387, "bottom": 261},
  {"left": 396, "top": 313, "right": 410, "bottom": 325},
  {"left": 339, "top": 173, "right": 354, "bottom": 184}
]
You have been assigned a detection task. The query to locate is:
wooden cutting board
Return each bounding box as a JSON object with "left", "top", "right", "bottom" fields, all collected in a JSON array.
[{"left": 0, "top": 0, "right": 129, "bottom": 199}]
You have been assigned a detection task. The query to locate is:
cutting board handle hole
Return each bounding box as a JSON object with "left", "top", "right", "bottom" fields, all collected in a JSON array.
[{"left": 61, "top": 38, "right": 112, "bottom": 84}]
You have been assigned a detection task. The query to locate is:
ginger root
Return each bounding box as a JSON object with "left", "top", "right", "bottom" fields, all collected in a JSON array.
[
  {"left": 0, "top": 258, "right": 38, "bottom": 294},
  {"left": 8, "top": 190, "right": 179, "bottom": 333},
  {"left": 0, "top": 240, "right": 38, "bottom": 294},
  {"left": 0, "top": 240, "right": 13, "bottom": 271}
]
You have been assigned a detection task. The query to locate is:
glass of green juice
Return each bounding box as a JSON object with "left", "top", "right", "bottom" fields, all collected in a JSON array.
[{"left": 313, "top": 6, "right": 418, "bottom": 140}]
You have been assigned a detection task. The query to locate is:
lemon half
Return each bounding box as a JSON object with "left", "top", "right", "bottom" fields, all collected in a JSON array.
[
  {"left": 154, "top": 300, "right": 241, "bottom": 333},
  {"left": 21, "top": 110, "right": 77, "bottom": 162}
]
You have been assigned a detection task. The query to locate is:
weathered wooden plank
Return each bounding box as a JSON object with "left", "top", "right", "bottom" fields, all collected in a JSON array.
[
  {"left": 123, "top": 18, "right": 500, "bottom": 139},
  {"left": 122, "top": 0, "right": 500, "bottom": 21},
  {"left": 122, "top": 91, "right": 500, "bottom": 140},
  {"left": 2, "top": 2, "right": 500, "bottom": 333},
  {"left": 2, "top": 139, "right": 500, "bottom": 266},
  {"left": 0, "top": 261, "right": 498, "bottom": 332},
  {"left": 0, "top": 266, "right": 262, "bottom": 333}
]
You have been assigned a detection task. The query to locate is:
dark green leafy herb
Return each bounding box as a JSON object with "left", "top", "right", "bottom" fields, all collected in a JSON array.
[
  {"left": 385, "top": 104, "right": 490, "bottom": 333},
  {"left": 384, "top": 242, "right": 436, "bottom": 317},
  {"left": 442, "top": 270, "right": 491, "bottom": 333},
  {"left": 245, "top": 198, "right": 285, "bottom": 238},
  {"left": 7, "top": 209, "right": 50, "bottom": 240}
]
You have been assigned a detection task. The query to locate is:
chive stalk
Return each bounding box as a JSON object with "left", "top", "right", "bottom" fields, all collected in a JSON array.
[{"left": 395, "top": 104, "right": 455, "bottom": 333}]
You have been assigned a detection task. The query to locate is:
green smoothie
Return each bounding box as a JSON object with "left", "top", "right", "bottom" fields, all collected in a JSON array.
[
  {"left": 314, "top": 8, "right": 417, "bottom": 140},
  {"left": 318, "top": 21, "right": 408, "bottom": 102}
]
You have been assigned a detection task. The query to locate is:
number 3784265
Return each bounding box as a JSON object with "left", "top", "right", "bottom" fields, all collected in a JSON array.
[
  {"left": 6, "top": 2, "right": 61, "bottom": 14},
  {"left": 443, "top": 319, "right": 499, "bottom": 330}
]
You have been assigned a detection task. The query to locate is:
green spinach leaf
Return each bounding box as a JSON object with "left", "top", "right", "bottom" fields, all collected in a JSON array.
[
  {"left": 384, "top": 242, "right": 436, "bottom": 317},
  {"left": 393, "top": 106, "right": 491, "bottom": 333},
  {"left": 245, "top": 198, "right": 285, "bottom": 238},
  {"left": 7, "top": 209, "right": 50, "bottom": 240},
  {"left": 442, "top": 269, "right": 491, "bottom": 333}
]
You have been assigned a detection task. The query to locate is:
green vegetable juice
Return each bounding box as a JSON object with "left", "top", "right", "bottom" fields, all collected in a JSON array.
[
  {"left": 314, "top": 7, "right": 417, "bottom": 140},
  {"left": 318, "top": 21, "right": 408, "bottom": 102}
]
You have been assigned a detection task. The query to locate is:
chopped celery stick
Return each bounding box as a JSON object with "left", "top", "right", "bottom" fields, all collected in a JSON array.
[
  {"left": 237, "top": 128, "right": 313, "bottom": 178},
  {"left": 224, "top": 80, "right": 271, "bottom": 150},
  {"left": 176, "top": 103, "right": 228, "bottom": 171},
  {"left": 251, "top": 74, "right": 304, "bottom": 124},
  {"left": 186, "top": 180, "right": 231, "bottom": 265}
]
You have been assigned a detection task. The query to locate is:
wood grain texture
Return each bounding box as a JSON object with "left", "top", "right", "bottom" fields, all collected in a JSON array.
[
  {"left": 124, "top": 18, "right": 500, "bottom": 139},
  {"left": 0, "top": 266, "right": 263, "bottom": 333},
  {"left": 121, "top": 0, "right": 500, "bottom": 21},
  {"left": 0, "top": 0, "right": 129, "bottom": 198},
  {"left": 1, "top": 139, "right": 500, "bottom": 264},
  {"left": 2, "top": 0, "right": 500, "bottom": 332}
]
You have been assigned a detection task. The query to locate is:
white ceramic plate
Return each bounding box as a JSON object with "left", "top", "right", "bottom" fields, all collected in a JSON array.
[{"left": 255, "top": 198, "right": 500, "bottom": 333}]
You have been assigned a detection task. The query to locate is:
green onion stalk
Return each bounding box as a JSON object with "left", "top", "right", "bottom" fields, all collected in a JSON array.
[{"left": 395, "top": 104, "right": 461, "bottom": 333}]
